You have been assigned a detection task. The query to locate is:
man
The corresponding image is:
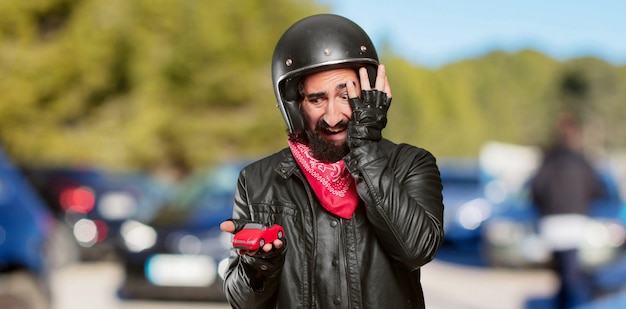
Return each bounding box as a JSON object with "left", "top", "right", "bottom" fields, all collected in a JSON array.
[
  {"left": 531, "top": 113, "right": 604, "bottom": 309},
  {"left": 220, "top": 14, "right": 444, "bottom": 308}
]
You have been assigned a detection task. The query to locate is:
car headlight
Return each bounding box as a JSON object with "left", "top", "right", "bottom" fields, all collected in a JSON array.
[
  {"left": 456, "top": 198, "right": 492, "bottom": 230},
  {"left": 583, "top": 220, "right": 626, "bottom": 249},
  {"left": 484, "top": 220, "right": 530, "bottom": 246},
  {"left": 165, "top": 229, "right": 231, "bottom": 255},
  {"left": 73, "top": 218, "right": 108, "bottom": 247},
  {"left": 173, "top": 234, "right": 202, "bottom": 255},
  {"left": 98, "top": 192, "right": 137, "bottom": 220},
  {"left": 146, "top": 254, "right": 217, "bottom": 287},
  {"left": 121, "top": 220, "right": 157, "bottom": 252},
  {"left": 580, "top": 220, "right": 626, "bottom": 268}
]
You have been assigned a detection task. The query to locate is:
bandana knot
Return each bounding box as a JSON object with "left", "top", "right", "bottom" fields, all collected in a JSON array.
[{"left": 288, "top": 141, "right": 359, "bottom": 219}]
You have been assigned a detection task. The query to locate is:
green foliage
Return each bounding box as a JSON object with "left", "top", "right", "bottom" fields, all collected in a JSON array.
[
  {"left": 0, "top": 0, "right": 320, "bottom": 171},
  {"left": 1, "top": 0, "right": 624, "bottom": 172},
  {"left": 383, "top": 50, "right": 626, "bottom": 157}
]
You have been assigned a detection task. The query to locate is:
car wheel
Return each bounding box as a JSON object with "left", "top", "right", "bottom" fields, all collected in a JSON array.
[
  {"left": 0, "top": 270, "right": 50, "bottom": 309},
  {"left": 259, "top": 239, "right": 265, "bottom": 248},
  {"left": 277, "top": 230, "right": 284, "bottom": 239}
]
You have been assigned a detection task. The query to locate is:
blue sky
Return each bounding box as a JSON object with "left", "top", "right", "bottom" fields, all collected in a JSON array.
[{"left": 317, "top": 0, "right": 626, "bottom": 68}]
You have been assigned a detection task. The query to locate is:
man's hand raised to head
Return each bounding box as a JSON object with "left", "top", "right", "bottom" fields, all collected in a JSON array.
[
  {"left": 347, "top": 64, "right": 392, "bottom": 95},
  {"left": 345, "top": 65, "right": 392, "bottom": 148}
]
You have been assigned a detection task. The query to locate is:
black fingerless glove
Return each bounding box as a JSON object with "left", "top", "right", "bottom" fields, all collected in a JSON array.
[
  {"left": 227, "top": 218, "right": 287, "bottom": 290},
  {"left": 227, "top": 218, "right": 255, "bottom": 233},
  {"left": 347, "top": 90, "right": 392, "bottom": 148}
]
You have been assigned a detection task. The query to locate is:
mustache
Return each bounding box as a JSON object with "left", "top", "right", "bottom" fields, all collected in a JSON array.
[{"left": 316, "top": 119, "right": 349, "bottom": 132}]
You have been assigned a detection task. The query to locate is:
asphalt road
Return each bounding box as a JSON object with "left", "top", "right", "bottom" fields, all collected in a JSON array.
[
  {"left": 50, "top": 260, "right": 556, "bottom": 309},
  {"left": 50, "top": 261, "right": 229, "bottom": 309}
]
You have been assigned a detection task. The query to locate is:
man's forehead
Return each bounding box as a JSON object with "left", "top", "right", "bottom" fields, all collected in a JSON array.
[
  {"left": 303, "top": 68, "right": 357, "bottom": 90},
  {"left": 305, "top": 67, "right": 357, "bottom": 79}
]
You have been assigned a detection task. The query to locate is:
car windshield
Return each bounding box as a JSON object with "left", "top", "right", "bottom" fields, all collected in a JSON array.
[
  {"left": 148, "top": 163, "right": 245, "bottom": 227},
  {"left": 243, "top": 223, "right": 264, "bottom": 230},
  {"left": 167, "top": 164, "right": 243, "bottom": 211},
  {"left": 442, "top": 176, "right": 481, "bottom": 194},
  {"left": 440, "top": 161, "right": 483, "bottom": 206}
]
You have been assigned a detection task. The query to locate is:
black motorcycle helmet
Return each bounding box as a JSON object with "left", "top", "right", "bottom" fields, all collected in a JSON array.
[{"left": 272, "top": 14, "right": 379, "bottom": 134}]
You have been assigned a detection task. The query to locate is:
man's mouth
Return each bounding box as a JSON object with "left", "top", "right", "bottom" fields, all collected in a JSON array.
[
  {"left": 323, "top": 127, "right": 346, "bottom": 135},
  {"left": 318, "top": 119, "right": 349, "bottom": 136}
]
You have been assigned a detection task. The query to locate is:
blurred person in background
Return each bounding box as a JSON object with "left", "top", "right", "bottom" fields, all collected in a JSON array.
[
  {"left": 219, "top": 14, "right": 444, "bottom": 308},
  {"left": 531, "top": 112, "right": 604, "bottom": 309}
]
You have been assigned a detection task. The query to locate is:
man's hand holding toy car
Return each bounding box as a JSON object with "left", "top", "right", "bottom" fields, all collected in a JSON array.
[{"left": 220, "top": 219, "right": 285, "bottom": 256}]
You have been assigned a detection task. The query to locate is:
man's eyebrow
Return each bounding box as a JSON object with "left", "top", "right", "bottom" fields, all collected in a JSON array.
[
  {"left": 305, "top": 83, "right": 348, "bottom": 99},
  {"left": 305, "top": 91, "right": 326, "bottom": 99}
]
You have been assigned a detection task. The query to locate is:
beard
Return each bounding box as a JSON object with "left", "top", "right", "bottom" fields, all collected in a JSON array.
[{"left": 305, "top": 120, "right": 350, "bottom": 163}]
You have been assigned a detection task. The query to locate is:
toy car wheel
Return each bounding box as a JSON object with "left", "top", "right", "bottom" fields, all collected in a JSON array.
[
  {"left": 278, "top": 230, "right": 284, "bottom": 239},
  {"left": 259, "top": 238, "right": 265, "bottom": 248}
]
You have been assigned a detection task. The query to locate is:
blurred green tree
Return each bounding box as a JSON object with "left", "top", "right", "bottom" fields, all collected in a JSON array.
[
  {"left": 0, "top": 0, "right": 624, "bottom": 173},
  {"left": 0, "top": 0, "right": 321, "bottom": 173},
  {"left": 556, "top": 58, "right": 626, "bottom": 155}
]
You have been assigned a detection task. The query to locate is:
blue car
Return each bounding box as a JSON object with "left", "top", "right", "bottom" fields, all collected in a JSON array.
[
  {"left": 481, "top": 165, "right": 625, "bottom": 270},
  {"left": 439, "top": 158, "right": 491, "bottom": 246},
  {"left": 435, "top": 158, "right": 493, "bottom": 266},
  {"left": 0, "top": 146, "right": 54, "bottom": 308},
  {"left": 117, "top": 162, "right": 246, "bottom": 301}
]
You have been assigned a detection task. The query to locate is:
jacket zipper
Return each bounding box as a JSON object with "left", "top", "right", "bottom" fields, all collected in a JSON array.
[
  {"left": 295, "top": 170, "right": 318, "bottom": 308},
  {"left": 339, "top": 219, "right": 353, "bottom": 308}
]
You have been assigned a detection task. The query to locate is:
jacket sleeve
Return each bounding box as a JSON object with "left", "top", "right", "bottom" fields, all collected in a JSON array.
[
  {"left": 344, "top": 141, "right": 444, "bottom": 271},
  {"left": 223, "top": 170, "right": 284, "bottom": 309}
]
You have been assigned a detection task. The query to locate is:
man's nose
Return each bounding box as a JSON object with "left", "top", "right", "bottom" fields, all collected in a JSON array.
[{"left": 323, "top": 100, "right": 343, "bottom": 127}]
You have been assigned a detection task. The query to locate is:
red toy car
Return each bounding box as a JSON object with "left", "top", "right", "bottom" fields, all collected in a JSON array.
[{"left": 232, "top": 223, "right": 285, "bottom": 251}]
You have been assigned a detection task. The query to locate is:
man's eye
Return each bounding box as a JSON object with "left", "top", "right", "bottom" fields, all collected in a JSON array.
[
  {"left": 340, "top": 93, "right": 349, "bottom": 100},
  {"left": 308, "top": 97, "right": 322, "bottom": 104}
]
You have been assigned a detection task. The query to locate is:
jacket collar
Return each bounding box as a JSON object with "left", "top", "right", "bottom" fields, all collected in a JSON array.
[{"left": 274, "top": 148, "right": 300, "bottom": 179}]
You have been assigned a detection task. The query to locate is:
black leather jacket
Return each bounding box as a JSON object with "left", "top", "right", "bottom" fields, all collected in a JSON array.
[{"left": 224, "top": 139, "right": 444, "bottom": 308}]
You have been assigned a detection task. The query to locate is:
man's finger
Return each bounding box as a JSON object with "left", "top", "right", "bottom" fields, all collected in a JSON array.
[
  {"left": 262, "top": 243, "right": 273, "bottom": 252},
  {"left": 375, "top": 64, "right": 386, "bottom": 91},
  {"left": 384, "top": 76, "right": 392, "bottom": 99},
  {"left": 220, "top": 220, "right": 235, "bottom": 233},
  {"left": 347, "top": 79, "right": 358, "bottom": 99},
  {"left": 261, "top": 239, "right": 283, "bottom": 252},
  {"left": 272, "top": 239, "right": 283, "bottom": 249},
  {"left": 359, "top": 67, "right": 371, "bottom": 90}
]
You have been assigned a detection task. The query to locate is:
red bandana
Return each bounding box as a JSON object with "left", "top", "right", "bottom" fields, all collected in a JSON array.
[{"left": 288, "top": 141, "right": 359, "bottom": 219}]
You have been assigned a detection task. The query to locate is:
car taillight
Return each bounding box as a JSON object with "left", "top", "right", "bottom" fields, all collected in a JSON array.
[{"left": 60, "top": 186, "right": 95, "bottom": 213}]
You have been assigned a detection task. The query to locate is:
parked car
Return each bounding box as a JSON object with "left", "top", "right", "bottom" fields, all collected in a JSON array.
[
  {"left": 482, "top": 168, "right": 625, "bottom": 269},
  {"left": 0, "top": 147, "right": 54, "bottom": 309},
  {"left": 439, "top": 158, "right": 491, "bottom": 247},
  {"left": 431, "top": 158, "right": 492, "bottom": 266},
  {"left": 23, "top": 166, "right": 171, "bottom": 261},
  {"left": 117, "top": 162, "right": 246, "bottom": 301}
]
